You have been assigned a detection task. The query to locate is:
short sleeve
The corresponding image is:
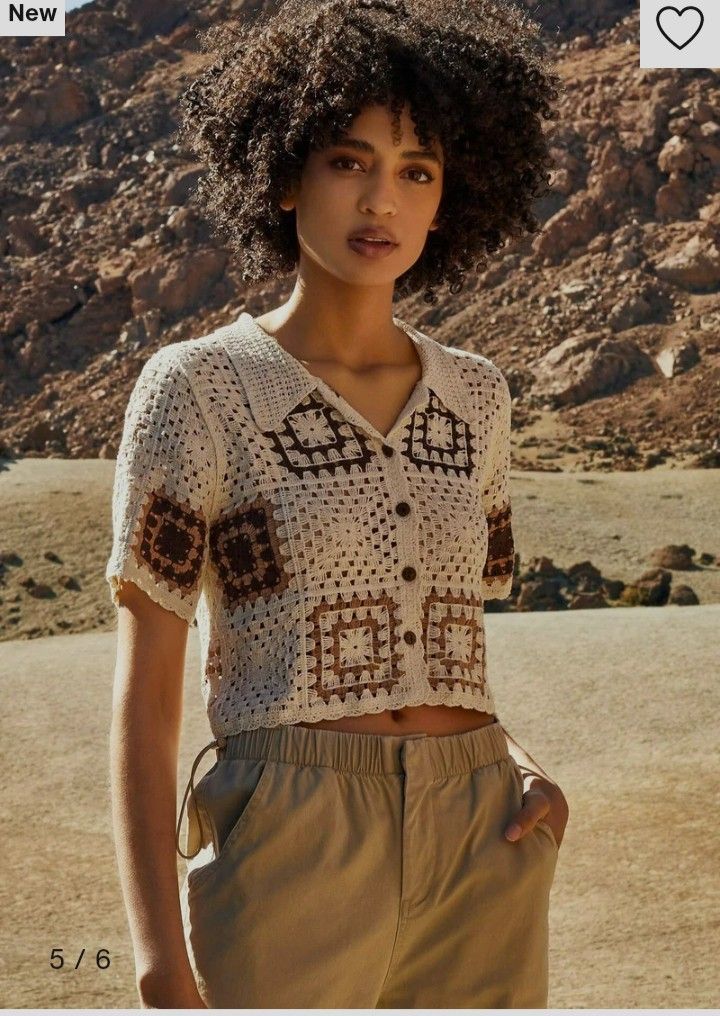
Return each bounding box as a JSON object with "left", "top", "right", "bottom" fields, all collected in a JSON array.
[
  {"left": 105, "top": 351, "right": 218, "bottom": 625},
  {"left": 480, "top": 369, "right": 515, "bottom": 600}
]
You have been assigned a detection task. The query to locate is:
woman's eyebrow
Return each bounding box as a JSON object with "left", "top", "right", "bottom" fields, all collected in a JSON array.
[{"left": 333, "top": 136, "right": 442, "bottom": 166}]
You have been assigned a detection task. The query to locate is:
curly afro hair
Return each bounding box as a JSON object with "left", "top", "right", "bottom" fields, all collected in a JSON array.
[{"left": 176, "top": 0, "right": 563, "bottom": 305}]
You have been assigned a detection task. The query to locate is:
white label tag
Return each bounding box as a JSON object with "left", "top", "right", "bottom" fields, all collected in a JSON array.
[{"left": 0, "top": 1, "right": 65, "bottom": 36}]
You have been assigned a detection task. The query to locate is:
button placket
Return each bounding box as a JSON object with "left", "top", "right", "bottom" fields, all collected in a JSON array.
[{"left": 382, "top": 441, "right": 423, "bottom": 674}]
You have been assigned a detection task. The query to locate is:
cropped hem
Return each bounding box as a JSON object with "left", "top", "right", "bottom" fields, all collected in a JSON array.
[{"left": 207, "top": 682, "right": 498, "bottom": 737}]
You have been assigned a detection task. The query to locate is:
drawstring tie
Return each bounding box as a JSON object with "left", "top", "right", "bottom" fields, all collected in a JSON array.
[{"left": 175, "top": 734, "right": 228, "bottom": 860}]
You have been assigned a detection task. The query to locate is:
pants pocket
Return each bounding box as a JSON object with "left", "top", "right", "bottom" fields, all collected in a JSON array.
[
  {"left": 508, "top": 759, "right": 559, "bottom": 855},
  {"left": 534, "top": 816, "right": 559, "bottom": 852},
  {"left": 187, "top": 757, "right": 273, "bottom": 895}
]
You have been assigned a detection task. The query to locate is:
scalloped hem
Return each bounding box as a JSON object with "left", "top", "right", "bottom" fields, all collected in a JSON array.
[
  {"left": 207, "top": 683, "right": 498, "bottom": 736},
  {"left": 107, "top": 568, "right": 197, "bottom": 625}
]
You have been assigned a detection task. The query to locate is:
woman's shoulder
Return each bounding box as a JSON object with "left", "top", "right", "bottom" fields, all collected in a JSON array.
[
  {"left": 446, "top": 343, "right": 504, "bottom": 376},
  {"left": 127, "top": 324, "right": 244, "bottom": 421},
  {"left": 444, "top": 343, "right": 510, "bottom": 406},
  {"left": 140, "top": 325, "right": 230, "bottom": 379}
]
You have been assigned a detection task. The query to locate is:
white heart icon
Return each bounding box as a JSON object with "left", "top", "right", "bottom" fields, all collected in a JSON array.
[{"left": 656, "top": 6, "right": 705, "bottom": 49}]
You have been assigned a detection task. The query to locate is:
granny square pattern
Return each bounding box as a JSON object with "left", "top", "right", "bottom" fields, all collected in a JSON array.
[{"left": 106, "top": 312, "right": 514, "bottom": 735}]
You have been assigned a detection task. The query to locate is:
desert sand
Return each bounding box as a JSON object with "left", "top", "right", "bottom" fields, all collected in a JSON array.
[{"left": 0, "top": 458, "right": 718, "bottom": 1007}]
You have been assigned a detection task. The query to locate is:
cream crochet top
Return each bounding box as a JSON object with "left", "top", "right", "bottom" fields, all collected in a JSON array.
[{"left": 106, "top": 312, "right": 514, "bottom": 734}]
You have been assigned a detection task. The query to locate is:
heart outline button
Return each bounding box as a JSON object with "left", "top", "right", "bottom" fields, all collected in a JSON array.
[{"left": 656, "top": 5, "right": 705, "bottom": 50}]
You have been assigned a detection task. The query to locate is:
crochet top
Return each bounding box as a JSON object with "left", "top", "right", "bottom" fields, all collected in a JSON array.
[{"left": 105, "top": 312, "right": 514, "bottom": 734}]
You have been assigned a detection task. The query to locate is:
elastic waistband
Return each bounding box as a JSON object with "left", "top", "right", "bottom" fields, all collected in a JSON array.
[{"left": 216, "top": 719, "right": 510, "bottom": 778}]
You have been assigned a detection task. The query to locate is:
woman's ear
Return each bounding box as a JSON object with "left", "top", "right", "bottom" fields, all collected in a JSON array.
[{"left": 279, "top": 184, "right": 297, "bottom": 213}]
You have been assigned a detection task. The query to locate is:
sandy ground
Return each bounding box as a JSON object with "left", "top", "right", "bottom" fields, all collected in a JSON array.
[{"left": 0, "top": 458, "right": 718, "bottom": 1007}]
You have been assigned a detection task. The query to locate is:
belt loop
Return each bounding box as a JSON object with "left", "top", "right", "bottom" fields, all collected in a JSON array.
[{"left": 175, "top": 735, "right": 227, "bottom": 860}]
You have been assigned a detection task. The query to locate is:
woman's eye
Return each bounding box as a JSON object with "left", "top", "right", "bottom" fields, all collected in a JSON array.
[
  {"left": 330, "top": 158, "right": 433, "bottom": 184},
  {"left": 406, "top": 167, "right": 434, "bottom": 184},
  {"left": 331, "top": 157, "right": 362, "bottom": 171}
]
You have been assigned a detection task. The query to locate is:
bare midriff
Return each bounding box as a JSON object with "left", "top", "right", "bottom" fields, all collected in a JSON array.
[{"left": 293, "top": 704, "right": 498, "bottom": 737}]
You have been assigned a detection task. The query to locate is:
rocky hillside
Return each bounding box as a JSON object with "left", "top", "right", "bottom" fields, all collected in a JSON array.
[{"left": 0, "top": 0, "right": 718, "bottom": 472}]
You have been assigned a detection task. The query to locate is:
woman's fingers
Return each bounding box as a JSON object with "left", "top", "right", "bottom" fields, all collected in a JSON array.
[{"left": 505, "top": 788, "right": 553, "bottom": 841}]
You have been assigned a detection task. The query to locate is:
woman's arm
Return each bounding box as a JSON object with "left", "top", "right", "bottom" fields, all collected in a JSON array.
[
  {"left": 109, "top": 580, "right": 206, "bottom": 1008},
  {"left": 500, "top": 724, "right": 569, "bottom": 847},
  {"left": 500, "top": 726, "right": 554, "bottom": 782}
]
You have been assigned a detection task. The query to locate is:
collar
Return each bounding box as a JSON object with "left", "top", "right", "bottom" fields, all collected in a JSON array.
[{"left": 221, "top": 311, "right": 474, "bottom": 434}]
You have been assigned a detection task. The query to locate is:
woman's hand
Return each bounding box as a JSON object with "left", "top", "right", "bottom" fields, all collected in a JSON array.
[{"left": 505, "top": 772, "right": 569, "bottom": 849}]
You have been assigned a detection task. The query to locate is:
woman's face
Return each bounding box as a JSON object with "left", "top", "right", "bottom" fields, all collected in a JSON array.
[{"left": 281, "top": 102, "right": 445, "bottom": 288}]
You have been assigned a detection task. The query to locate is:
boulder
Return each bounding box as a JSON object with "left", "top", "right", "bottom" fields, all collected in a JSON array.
[
  {"left": 658, "top": 136, "right": 696, "bottom": 174},
  {"left": 530, "top": 332, "right": 656, "bottom": 406},
  {"left": 532, "top": 193, "right": 601, "bottom": 263},
  {"left": 654, "top": 235, "right": 720, "bottom": 290},
  {"left": 128, "top": 249, "right": 228, "bottom": 316},
  {"left": 567, "top": 591, "right": 608, "bottom": 608},
  {"left": 4, "top": 75, "right": 95, "bottom": 141},
  {"left": 6, "top": 216, "right": 47, "bottom": 257},
  {"left": 628, "top": 567, "right": 673, "bottom": 606},
  {"left": 607, "top": 292, "right": 654, "bottom": 332},
  {"left": 668, "top": 585, "right": 699, "bottom": 605},
  {"left": 647, "top": 544, "right": 695, "bottom": 569},
  {"left": 162, "top": 165, "right": 205, "bottom": 206},
  {"left": 655, "top": 339, "right": 700, "bottom": 378},
  {"left": 655, "top": 172, "right": 694, "bottom": 219}
]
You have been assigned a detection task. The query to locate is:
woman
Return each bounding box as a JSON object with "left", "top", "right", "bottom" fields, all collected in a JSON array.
[{"left": 107, "top": 0, "right": 567, "bottom": 1007}]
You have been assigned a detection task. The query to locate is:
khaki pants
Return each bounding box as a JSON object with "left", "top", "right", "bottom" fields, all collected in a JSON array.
[{"left": 178, "top": 719, "right": 558, "bottom": 1007}]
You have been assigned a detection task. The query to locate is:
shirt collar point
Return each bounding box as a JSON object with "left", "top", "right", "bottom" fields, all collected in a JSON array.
[{"left": 231, "top": 311, "right": 474, "bottom": 431}]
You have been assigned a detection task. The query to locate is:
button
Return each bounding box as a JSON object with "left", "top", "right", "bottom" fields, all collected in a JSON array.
[
  {"left": 401, "top": 565, "right": 416, "bottom": 581},
  {"left": 395, "top": 501, "right": 410, "bottom": 517},
  {"left": 381, "top": 444, "right": 394, "bottom": 457},
  {"left": 403, "top": 630, "right": 416, "bottom": 645}
]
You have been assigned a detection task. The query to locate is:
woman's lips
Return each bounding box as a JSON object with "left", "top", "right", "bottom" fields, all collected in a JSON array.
[{"left": 347, "top": 237, "right": 399, "bottom": 259}]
